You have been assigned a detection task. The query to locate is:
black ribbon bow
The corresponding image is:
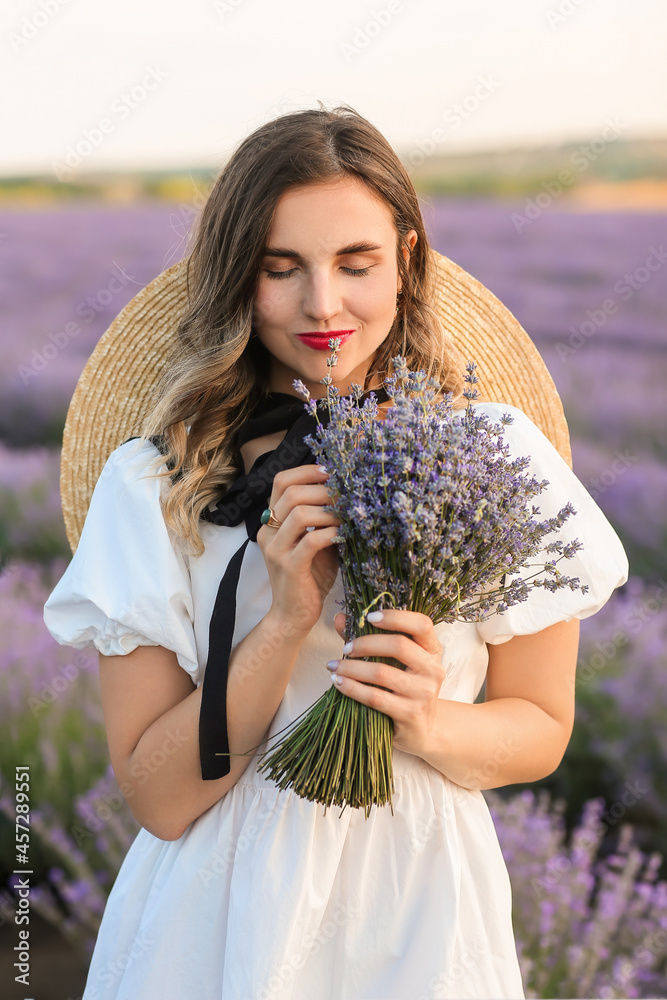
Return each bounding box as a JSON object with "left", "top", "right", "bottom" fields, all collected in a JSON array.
[{"left": 124, "top": 386, "right": 389, "bottom": 780}]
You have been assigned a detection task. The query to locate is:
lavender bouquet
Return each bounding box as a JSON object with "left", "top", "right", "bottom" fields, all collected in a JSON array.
[{"left": 257, "top": 349, "right": 588, "bottom": 816}]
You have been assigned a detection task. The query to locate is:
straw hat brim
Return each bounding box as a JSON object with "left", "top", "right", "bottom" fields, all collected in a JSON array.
[{"left": 60, "top": 249, "right": 571, "bottom": 555}]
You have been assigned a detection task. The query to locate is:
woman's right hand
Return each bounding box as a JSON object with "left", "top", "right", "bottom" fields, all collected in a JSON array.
[{"left": 256, "top": 464, "right": 341, "bottom": 635}]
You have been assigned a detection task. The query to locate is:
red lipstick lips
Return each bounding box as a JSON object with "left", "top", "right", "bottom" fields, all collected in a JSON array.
[{"left": 296, "top": 330, "right": 354, "bottom": 351}]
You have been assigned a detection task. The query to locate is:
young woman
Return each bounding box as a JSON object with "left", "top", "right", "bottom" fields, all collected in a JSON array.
[{"left": 44, "top": 104, "right": 628, "bottom": 999}]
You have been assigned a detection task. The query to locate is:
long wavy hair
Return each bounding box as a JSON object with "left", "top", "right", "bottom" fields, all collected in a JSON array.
[{"left": 140, "top": 102, "right": 466, "bottom": 557}]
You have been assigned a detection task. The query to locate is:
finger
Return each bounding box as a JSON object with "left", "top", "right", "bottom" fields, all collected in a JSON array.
[
  {"left": 290, "top": 524, "right": 341, "bottom": 561},
  {"left": 262, "top": 516, "right": 340, "bottom": 554},
  {"left": 262, "top": 507, "right": 341, "bottom": 553},
  {"left": 329, "top": 656, "right": 415, "bottom": 696},
  {"left": 329, "top": 669, "right": 412, "bottom": 720},
  {"left": 271, "top": 465, "right": 330, "bottom": 503},
  {"left": 267, "top": 483, "right": 337, "bottom": 531},
  {"left": 288, "top": 504, "right": 341, "bottom": 532},
  {"left": 339, "top": 634, "right": 442, "bottom": 676},
  {"left": 357, "top": 609, "right": 443, "bottom": 657}
]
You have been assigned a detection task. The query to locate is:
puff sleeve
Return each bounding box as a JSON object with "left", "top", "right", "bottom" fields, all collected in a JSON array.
[
  {"left": 43, "top": 438, "right": 199, "bottom": 680},
  {"left": 473, "top": 403, "right": 629, "bottom": 645}
]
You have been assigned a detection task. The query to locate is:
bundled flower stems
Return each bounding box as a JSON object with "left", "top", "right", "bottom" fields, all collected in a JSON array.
[{"left": 256, "top": 345, "right": 588, "bottom": 817}]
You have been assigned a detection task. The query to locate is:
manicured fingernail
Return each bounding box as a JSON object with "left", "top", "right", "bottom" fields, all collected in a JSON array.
[
  {"left": 367, "top": 611, "right": 384, "bottom": 623},
  {"left": 330, "top": 673, "right": 343, "bottom": 686},
  {"left": 342, "top": 641, "right": 353, "bottom": 655},
  {"left": 306, "top": 525, "right": 315, "bottom": 532},
  {"left": 317, "top": 465, "right": 329, "bottom": 474},
  {"left": 326, "top": 660, "right": 339, "bottom": 671}
]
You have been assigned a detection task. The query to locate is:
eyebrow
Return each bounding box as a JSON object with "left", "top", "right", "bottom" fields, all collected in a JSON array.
[{"left": 262, "top": 241, "right": 383, "bottom": 259}]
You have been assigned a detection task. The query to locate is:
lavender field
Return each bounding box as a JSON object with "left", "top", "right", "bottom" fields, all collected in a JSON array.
[{"left": 1, "top": 198, "right": 666, "bottom": 998}]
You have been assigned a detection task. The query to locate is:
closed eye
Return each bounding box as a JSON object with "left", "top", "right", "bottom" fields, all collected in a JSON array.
[{"left": 264, "top": 266, "right": 372, "bottom": 280}]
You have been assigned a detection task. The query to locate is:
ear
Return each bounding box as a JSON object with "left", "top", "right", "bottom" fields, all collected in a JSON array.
[
  {"left": 398, "top": 230, "right": 418, "bottom": 292},
  {"left": 403, "top": 229, "right": 418, "bottom": 262}
]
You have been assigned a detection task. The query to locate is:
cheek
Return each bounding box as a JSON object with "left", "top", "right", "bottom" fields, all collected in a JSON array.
[
  {"left": 253, "top": 280, "right": 292, "bottom": 324},
  {"left": 356, "top": 285, "right": 398, "bottom": 323}
]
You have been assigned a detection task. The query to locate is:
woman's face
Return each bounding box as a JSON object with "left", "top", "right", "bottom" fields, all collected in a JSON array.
[{"left": 252, "top": 174, "right": 418, "bottom": 398}]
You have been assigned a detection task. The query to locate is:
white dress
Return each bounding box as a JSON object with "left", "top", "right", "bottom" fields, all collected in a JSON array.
[{"left": 43, "top": 402, "right": 629, "bottom": 1000}]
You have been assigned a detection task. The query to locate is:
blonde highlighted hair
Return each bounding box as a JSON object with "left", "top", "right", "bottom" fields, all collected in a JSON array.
[{"left": 140, "top": 102, "right": 466, "bottom": 557}]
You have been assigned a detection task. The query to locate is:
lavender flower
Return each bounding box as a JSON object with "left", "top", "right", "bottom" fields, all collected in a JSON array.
[
  {"left": 489, "top": 788, "right": 667, "bottom": 999},
  {"left": 295, "top": 357, "right": 586, "bottom": 631},
  {"left": 258, "top": 353, "right": 587, "bottom": 814}
]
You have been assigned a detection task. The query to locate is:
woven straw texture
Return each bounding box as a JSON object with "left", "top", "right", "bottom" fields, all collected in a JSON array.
[{"left": 60, "top": 249, "right": 571, "bottom": 554}]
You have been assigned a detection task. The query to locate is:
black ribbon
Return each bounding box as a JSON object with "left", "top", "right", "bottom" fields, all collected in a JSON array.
[
  {"left": 124, "top": 387, "right": 389, "bottom": 780},
  {"left": 197, "top": 394, "right": 324, "bottom": 780}
]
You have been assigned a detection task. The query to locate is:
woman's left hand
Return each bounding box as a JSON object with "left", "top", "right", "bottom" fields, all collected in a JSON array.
[{"left": 330, "top": 610, "right": 446, "bottom": 758}]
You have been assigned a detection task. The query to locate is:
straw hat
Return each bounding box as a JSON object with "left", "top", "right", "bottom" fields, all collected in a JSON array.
[{"left": 60, "top": 249, "right": 572, "bottom": 554}]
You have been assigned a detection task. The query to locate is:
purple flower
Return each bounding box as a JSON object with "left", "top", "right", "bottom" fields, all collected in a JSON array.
[{"left": 305, "top": 355, "right": 586, "bottom": 632}]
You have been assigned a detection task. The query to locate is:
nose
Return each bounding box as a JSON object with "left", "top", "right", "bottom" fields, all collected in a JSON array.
[{"left": 301, "top": 268, "right": 343, "bottom": 324}]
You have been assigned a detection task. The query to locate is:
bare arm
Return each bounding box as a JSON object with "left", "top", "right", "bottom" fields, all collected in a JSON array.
[
  {"left": 99, "top": 609, "right": 310, "bottom": 842},
  {"left": 419, "top": 619, "right": 580, "bottom": 788},
  {"left": 99, "top": 464, "right": 340, "bottom": 842}
]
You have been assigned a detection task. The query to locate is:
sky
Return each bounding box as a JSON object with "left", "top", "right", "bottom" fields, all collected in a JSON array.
[{"left": 1, "top": 0, "right": 666, "bottom": 177}]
